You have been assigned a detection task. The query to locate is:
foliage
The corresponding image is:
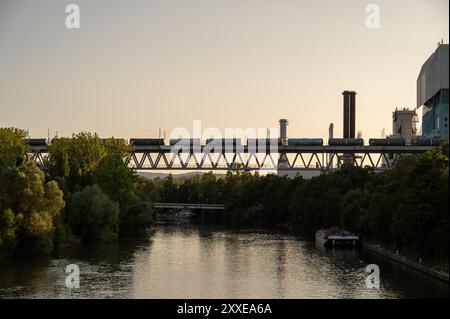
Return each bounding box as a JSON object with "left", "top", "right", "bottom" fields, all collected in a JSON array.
[
  {"left": 48, "top": 133, "right": 153, "bottom": 238},
  {"left": 0, "top": 162, "right": 65, "bottom": 255},
  {"left": 94, "top": 153, "right": 136, "bottom": 209},
  {"left": 1, "top": 128, "right": 154, "bottom": 256},
  {"left": 0, "top": 128, "right": 29, "bottom": 168},
  {"left": 48, "top": 133, "right": 107, "bottom": 189},
  {"left": 67, "top": 185, "right": 119, "bottom": 241},
  {"left": 120, "top": 198, "right": 154, "bottom": 234}
]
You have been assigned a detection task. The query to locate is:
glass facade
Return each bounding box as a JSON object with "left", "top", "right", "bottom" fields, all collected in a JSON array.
[{"left": 421, "top": 89, "right": 449, "bottom": 139}]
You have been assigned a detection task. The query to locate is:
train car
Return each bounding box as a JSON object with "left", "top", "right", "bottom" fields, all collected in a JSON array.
[
  {"left": 129, "top": 138, "right": 165, "bottom": 146},
  {"left": 204, "top": 138, "right": 242, "bottom": 153},
  {"left": 368, "top": 138, "right": 406, "bottom": 146},
  {"left": 411, "top": 138, "right": 445, "bottom": 146},
  {"left": 246, "top": 138, "right": 281, "bottom": 146},
  {"left": 24, "top": 138, "right": 47, "bottom": 146},
  {"left": 328, "top": 138, "right": 364, "bottom": 146},
  {"left": 288, "top": 138, "right": 323, "bottom": 146},
  {"left": 169, "top": 138, "right": 201, "bottom": 146},
  {"left": 205, "top": 138, "right": 242, "bottom": 147}
]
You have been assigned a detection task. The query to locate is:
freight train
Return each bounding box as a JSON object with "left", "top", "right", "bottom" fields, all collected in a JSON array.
[{"left": 24, "top": 136, "right": 446, "bottom": 149}]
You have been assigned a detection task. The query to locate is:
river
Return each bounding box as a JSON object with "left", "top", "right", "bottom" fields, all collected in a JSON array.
[{"left": 0, "top": 218, "right": 448, "bottom": 299}]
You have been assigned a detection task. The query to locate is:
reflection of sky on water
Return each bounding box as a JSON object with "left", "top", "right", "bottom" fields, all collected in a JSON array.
[{"left": 0, "top": 223, "right": 447, "bottom": 299}]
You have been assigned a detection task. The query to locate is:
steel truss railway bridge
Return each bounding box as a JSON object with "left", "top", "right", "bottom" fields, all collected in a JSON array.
[{"left": 27, "top": 144, "right": 434, "bottom": 172}]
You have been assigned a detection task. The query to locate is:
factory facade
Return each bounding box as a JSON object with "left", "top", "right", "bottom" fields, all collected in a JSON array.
[
  {"left": 417, "top": 43, "right": 449, "bottom": 139},
  {"left": 390, "top": 108, "right": 418, "bottom": 145}
]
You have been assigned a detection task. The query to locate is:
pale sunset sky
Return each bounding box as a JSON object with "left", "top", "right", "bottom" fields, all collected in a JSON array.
[{"left": 0, "top": 0, "right": 448, "bottom": 140}]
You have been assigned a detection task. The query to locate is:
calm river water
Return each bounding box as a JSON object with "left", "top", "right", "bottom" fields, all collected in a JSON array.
[{"left": 0, "top": 219, "right": 448, "bottom": 299}]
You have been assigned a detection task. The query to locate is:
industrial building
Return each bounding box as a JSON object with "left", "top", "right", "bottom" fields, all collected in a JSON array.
[
  {"left": 417, "top": 43, "right": 449, "bottom": 139},
  {"left": 391, "top": 108, "right": 418, "bottom": 145}
]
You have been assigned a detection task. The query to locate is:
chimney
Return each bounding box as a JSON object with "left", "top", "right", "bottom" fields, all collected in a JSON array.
[
  {"left": 328, "top": 123, "right": 334, "bottom": 139},
  {"left": 342, "top": 91, "right": 356, "bottom": 138},
  {"left": 279, "top": 119, "right": 288, "bottom": 145}
]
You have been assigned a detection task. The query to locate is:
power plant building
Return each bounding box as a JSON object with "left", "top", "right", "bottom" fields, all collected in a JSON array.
[
  {"left": 417, "top": 44, "right": 449, "bottom": 139},
  {"left": 391, "top": 108, "right": 418, "bottom": 145}
]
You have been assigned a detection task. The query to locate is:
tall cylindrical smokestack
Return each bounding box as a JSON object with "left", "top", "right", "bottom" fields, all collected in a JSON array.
[
  {"left": 342, "top": 91, "right": 356, "bottom": 138},
  {"left": 279, "top": 119, "right": 288, "bottom": 145}
]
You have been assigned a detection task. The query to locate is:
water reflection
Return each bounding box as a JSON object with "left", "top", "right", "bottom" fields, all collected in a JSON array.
[{"left": 0, "top": 221, "right": 448, "bottom": 299}]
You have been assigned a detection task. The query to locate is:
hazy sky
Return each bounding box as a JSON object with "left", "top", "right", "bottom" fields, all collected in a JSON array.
[{"left": 0, "top": 0, "right": 448, "bottom": 140}]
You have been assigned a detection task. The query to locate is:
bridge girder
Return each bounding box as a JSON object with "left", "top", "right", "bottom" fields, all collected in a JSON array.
[{"left": 27, "top": 145, "right": 433, "bottom": 172}]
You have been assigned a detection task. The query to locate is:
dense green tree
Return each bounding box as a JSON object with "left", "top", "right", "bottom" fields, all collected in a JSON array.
[
  {"left": 0, "top": 162, "right": 65, "bottom": 255},
  {"left": 94, "top": 153, "right": 136, "bottom": 210},
  {"left": 160, "top": 174, "right": 177, "bottom": 202},
  {"left": 47, "top": 138, "right": 71, "bottom": 179},
  {"left": 0, "top": 128, "right": 29, "bottom": 168},
  {"left": 120, "top": 199, "right": 154, "bottom": 234},
  {"left": 48, "top": 133, "right": 107, "bottom": 189},
  {"left": 136, "top": 177, "right": 161, "bottom": 203},
  {"left": 340, "top": 188, "right": 368, "bottom": 232},
  {"left": 0, "top": 209, "right": 17, "bottom": 253},
  {"left": 67, "top": 185, "right": 119, "bottom": 241},
  {"left": 1, "top": 128, "right": 158, "bottom": 255},
  {"left": 198, "top": 172, "right": 220, "bottom": 204}
]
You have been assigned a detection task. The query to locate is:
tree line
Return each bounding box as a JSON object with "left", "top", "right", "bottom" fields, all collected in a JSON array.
[{"left": 0, "top": 128, "right": 154, "bottom": 256}]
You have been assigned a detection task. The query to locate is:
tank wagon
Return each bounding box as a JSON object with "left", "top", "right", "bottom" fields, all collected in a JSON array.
[
  {"left": 206, "top": 138, "right": 242, "bottom": 147},
  {"left": 169, "top": 138, "right": 201, "bottom": 146},
  {"left": 288, "top": 138, "right": 323, "bottom": 146},
  {"left": 411, "top": 138, "right": 445, "bottom": 146},
  {"left": 129, "top": 138, "right": 165, "bottom": 146},
  {"left": 246, "top": 138, "right": 281, "bottom": 146},
  {"left": 368, "top": 138, "right": 406, "bottom": 146},
  {"left": 328, "top": 138, "right": 364, "bottom": 146},
  {"left": 204, "top": 138, "right": 242, "bottom": 152},
  {"left": 24, "top": 139, "right": 47, "bottom": 147}
]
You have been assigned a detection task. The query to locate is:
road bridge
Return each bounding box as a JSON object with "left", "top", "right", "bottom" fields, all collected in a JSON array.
[{"left": 152, "top": 203, "right": 226, "bottom": 210}]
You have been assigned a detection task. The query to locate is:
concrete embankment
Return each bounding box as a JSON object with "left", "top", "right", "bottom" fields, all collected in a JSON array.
[{"left": 362, "top": 242, "right": 449, "bottom": 283}]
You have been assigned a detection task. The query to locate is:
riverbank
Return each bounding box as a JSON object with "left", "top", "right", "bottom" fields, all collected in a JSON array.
[{"left": 362, "top": 242, "right": 449, "bottom": 283}]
